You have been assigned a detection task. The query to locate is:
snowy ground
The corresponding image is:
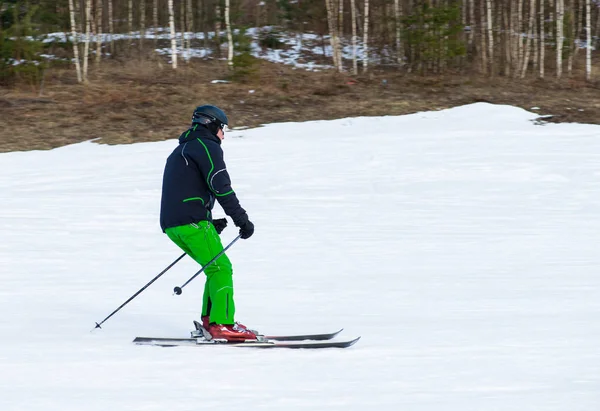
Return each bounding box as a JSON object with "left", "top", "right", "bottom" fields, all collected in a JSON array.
[{"left": 1, "top": 103, "right": 599, "bottom": 411}]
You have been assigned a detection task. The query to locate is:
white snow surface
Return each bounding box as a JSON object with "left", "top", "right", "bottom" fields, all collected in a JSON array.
[{"left": 1, "top": 103, "right": 599, "bottom": 410}]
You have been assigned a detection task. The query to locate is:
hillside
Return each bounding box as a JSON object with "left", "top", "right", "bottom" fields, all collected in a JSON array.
[{"left": 1, "top": 58, "right": 599, "bottom": 153}]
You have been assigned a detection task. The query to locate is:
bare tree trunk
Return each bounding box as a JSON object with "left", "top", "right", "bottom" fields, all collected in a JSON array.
[
  {"left": 351, "top": 0, "right": 358, "bottom": 74},
  {"left": 108, "top": 0, "right": 114, "bottom": 56},
  {"left": 325, "top": 0, "right": 335, "bottom": 68},
  {"left": 83, "top": 0, "right": 92, "bottom": 83},
  {"left": 128, "top": 0, "right": 133, "bottom": 37},
  {"left": 90, "top": 2, "right": 97, "bottom": 44},
  {"left": 187, "top": 0, "right": 194, "bottom": 62},
  {"left": 325, "top": 0, "right": 340, "bottom": 71},
  {"left": 585, "top": 0, "right": 592, "bottom": 80},
  {"left": 355, "top": 0, "right": 363, "bottom": 38},
  {"left": 337, "top": 0, "right": 344, "bottom": 70},
  {"left": 225, "top": 0, "right": 233, "bottom": 68},
  {"left": 140, "top": 0, "right": 146, "bottom": 50},
  {"left": 595, "top": 2, "right": 600, "bottom": 49},
  {"left": 469, "top": 0, "right": 475, "bottom": 50},
  {"left": 549, "top": 0, "right": 556, "bottom": 50},
  {"left": 153, "top": 0, "right": 159, "bottom": 47},
  {"left": 96, "top": 0, "right": 103, "bottom": 65},
  {"left": 394, "top": 0, "right": 403, "bottom": 66},
  {"left": 168, "top": 0, "right": 177, "bottom": 68},
  {"left": 180, "top": 0, "right": 185, "bottom": 56},
  {"left": 74, "top": 0, "right": 81, "bottom": 32},
  {"left": 570, "top": 0, "right": 584, "bottom": 74},
  {"left": 363, "top": 0, "right": 370, "bottom": 73},
  {"left": 567, "top": 0, "right": 575, "bottom": 75},
  {"left": 338, "top": 0, "right": 344, "bottom": 38},
  {"left": 517, "top": 0, "right": 524, "bottom": 68},
  {"left": 557, "top": 0, "right": 564, "bottom": 78},
  {"left": 533, "top": 0, "right": 538, "bottom": 71},
  {"left": 480, "top": 0, "right": 488, "bottom": 74},
  {"left": 68, "top": 0, "right": 83, "bottom": 83},
  {"left": 509, "top": 0, "right": 517, "bottom": 73},
  {"left": 540, "top": 0, "right": 545, "bottom": 78},
  {"left": 462, "top": 0, "right": 467, "bottom": 43},
  {"left": 215, "top": 1, "right": 222, "bottom": 57},
  {"left": 487, "top": 0, "right": 494, "bottom": 75},
  {"left": 503, "top": 0, "right": 512, "bottom": 76},
  {"left": 521, "top": 0, "right": 535, "bottom": 77},
  {"left": 74, "top": 0, "right": 83, "bottom": 63},
  {"left": 201, "top": 0, "right": 209, "bottom": 49}
]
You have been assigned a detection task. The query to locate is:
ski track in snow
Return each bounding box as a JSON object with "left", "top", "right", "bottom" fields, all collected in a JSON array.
[{"left": 1, "top": 103, "right": 599, "bottom": 410}]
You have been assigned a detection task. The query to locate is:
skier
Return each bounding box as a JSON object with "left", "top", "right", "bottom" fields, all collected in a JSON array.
[{"left": 159, "top": 105, "right": 257, "bottom": 342}]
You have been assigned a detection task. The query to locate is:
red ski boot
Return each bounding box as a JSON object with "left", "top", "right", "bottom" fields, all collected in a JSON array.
[
  {"left": 201, "top": 316, "right": 258, "bottom": 335},
  {"left": 207, "top": 323, "right": 258, "bottom": 342}
]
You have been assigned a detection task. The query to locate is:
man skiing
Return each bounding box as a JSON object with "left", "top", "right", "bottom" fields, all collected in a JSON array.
[{"left": 160, "top": 105, "right": 257, "bottom": 342}]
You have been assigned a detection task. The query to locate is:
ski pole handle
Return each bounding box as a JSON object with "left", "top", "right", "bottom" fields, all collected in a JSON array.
[{"left": 173, "top": 235, "right": 242, "bottom": 295}]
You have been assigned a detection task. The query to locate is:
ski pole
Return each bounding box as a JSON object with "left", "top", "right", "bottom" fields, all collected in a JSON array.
[
  {"left": 94, "top": 252, "right": 187, "bottom": 330},
  {"left": 173, "top": 234, "right": 241, "bottom": 296}
]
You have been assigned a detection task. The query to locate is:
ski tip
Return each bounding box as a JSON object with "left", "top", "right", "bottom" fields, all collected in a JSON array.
[{"left": 347, "top": 336, "right": 361, "bottom": 347}]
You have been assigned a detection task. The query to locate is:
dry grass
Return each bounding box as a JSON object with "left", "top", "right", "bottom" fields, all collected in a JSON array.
[{"left": 1, "top": 58, "right": 599, "bottom": 153}]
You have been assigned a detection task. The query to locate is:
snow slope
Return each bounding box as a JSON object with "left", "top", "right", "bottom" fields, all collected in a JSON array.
[{"left": 0, "top": 103, "right": 599, "bottom": 411}]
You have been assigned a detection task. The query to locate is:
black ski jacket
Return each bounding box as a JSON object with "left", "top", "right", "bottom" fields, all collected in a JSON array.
[{"left": 159, "top": 125, "right": 248, "bottom": 232}]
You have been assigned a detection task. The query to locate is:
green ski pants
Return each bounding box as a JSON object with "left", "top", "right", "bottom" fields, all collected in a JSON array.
[{"left": 165, "top": 221, "right": 235, "bottom": 325}]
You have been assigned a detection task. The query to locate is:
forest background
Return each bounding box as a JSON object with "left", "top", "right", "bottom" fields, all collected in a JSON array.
[{"left": 1, "top": 0, "right": 599, "bottom": 153}]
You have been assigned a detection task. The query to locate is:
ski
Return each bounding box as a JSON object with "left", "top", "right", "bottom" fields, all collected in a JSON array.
[
  {"left": 132, "top": 336, "right": 360, "bottom": 349},
  {"left": 263, "top": 329, "right": 344, "bottom": 341}
]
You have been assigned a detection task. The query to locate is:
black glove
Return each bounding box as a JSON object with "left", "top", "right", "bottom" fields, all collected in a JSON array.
[
  {"left": 238, "top": 219, "right": 254, "bottom": 239},
  {"left": 212, "top": 218, "right": 228, "bottom": 234}
]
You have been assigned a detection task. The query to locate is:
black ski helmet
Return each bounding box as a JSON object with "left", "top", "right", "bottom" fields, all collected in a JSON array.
[{"left": 191, "top": 105, "right": 229, "bottom": 128}]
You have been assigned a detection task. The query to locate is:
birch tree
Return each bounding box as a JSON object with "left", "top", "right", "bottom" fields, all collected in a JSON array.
[
  {"left": 108, "top": 0, "right": 114, "bottom": 55},
  {"left": 585, "top": 0, "right": 592, "bottom": 80},
  {"left": 96, "top": 0, "right": 103, "bottom": 65},
  {"left": 394, "top": 0, "right": 403, "bottom": 66},
  {"left": 533, "top": 0, "right": 539, "bottom": 71},
  {"left": 363, "top": 0, "right": 370, "bottom": 72},
  {"left": 567, "top": 0, "right": 579, "bottom": 76},
  {"left": 128, "top": 0, "right": 133, "bottom": 38},
  {"left": 515, "top": 0, "right": 523, "bottom": 67},
  {"left": 556, "top": 0, "right": 564, "bottom": 78},
  {"left": 540, "top": 0, "right": 545, "bottom": 77},
  {"left": 68, "top": 0, "right": 83, "bottom": 82},
  {"left": 521, "top": 0, "right": 536, "bottom": 77},
  {"left": 469, "top": 0, "right": 475, "bottom": 51},
  {"left": 503, "top": 0, "right": 511, "bottom": 76},
  {"left": 325, "top": 0, "right": 341, "bottom": 71},
  {"left": 487, "top": 0, "right": 494, "bottom": 75},
  {"left": 186, "top": 0, "right": 194, "bottom": 61},
  {"left": 215, "top": 1, "right": 222, "bottom": 56},
  {"left": 351, "top": 0, "right": 358, "bottom": 74},
  {"left": 140, "top": 0, "right": 146, "bottom": 50},
  {"left": 168, "top": 0, "right": 177, "bottom": 68},
  {"left": 337, "top": 0, "right": 344, "bottom": 69},
  {"left": 225, "top": 0, "right": 234, "bottom": 68},
  {"left": 180, "top": 0, "right": 185, "bottom": 53},
  {"left": 480, "top": 0, "right": 488, "bottom": 74},
  {"left": 596, "top": 3, "right": 600, "bottom": 48},
  {"left": 153, "top": 0, "right": 159, "bottom": 47},
  {"left": 83, "top": 0, "right": 92, "bottom": 82},
  {"left": 200, "top": 0, "right": 209, "bottom": 49}
]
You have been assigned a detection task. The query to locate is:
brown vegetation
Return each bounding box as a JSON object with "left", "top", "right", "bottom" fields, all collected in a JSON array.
[{"left": 1, "top": 58, "right": 599, "bottom": 153}]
